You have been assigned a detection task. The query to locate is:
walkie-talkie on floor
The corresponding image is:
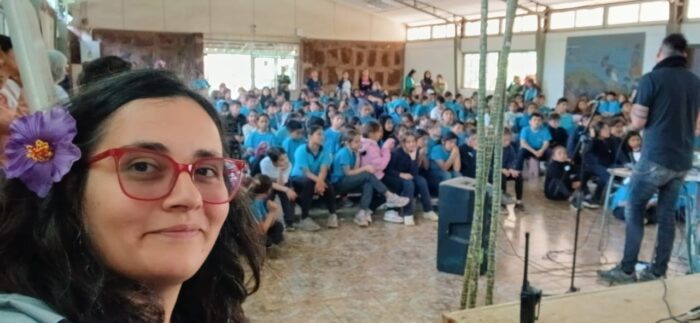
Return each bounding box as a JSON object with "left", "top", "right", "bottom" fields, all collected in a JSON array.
[{"left": 520, "top": 232, "right": 542, "bottom": 323}]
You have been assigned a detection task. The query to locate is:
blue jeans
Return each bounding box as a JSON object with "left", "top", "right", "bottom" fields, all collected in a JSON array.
[
  {"left": 621, "top": 159, "right": 687, "bottom": 276},
  {"left": 383, "top": 175, "right": 432, "bottom": 216},
  {"left": 428, "top": 169, "right": 460, "bottom": 196}
]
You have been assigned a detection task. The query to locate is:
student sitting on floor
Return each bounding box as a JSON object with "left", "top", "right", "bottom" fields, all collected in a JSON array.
[
  {"left": 242, "top": 110, "right": 258, "bottom": 139},
  {"left": 426, "top": 121, "right": 442, "bottom": 152},
  {"left": 250, "top": 174, "right": 285, "bottom": 258},
  {"left": 290, "top": 125, "right": 339, "bottom": 232},
  {"left": 260, "top": 147, "right": 298, "bottom": 229},
  {"left": 581, "top": 121, "right": 616, "bottom": 207},
  {"left": 415, "top": 129, "right": 432, "bottom": 178},
  {"left": 359, "top": 103, "right": 377, "bottom": 125},
  {"left": 324, "top": 113, "right": 345, "bottom": 156},
  {"left": 547, "top": 113, "right": 569, "bottom": 149},
  {"left": 615, "top": 131, "right": 642, "bottom": 167},
  {"left": 459, "top": 129, "right": 478, "bottom": 178},
  {"left": 428, "top": 131, "right": 462, "bottom": 195},
  {"left": 597, "top": 91, "right": 621, "bottom": 117},
  {"left": 516, "top": 112, "right": 551, "bottom": 172},
  {"left": 554, "top": 97, "right": 576, "bottom": 135},
  {"left": 501, "top": 128, "right": 526, "bottom": 210},
  {"left": 384, "top": 131, "right": 439, "bottom": 224},
  {"left": 544, "top": 146, "right": 581, "bottom": 204},
  {"left": 536, "top": 94, "right": 552, "bottom": 117},
  {"left": 332, "top": 129, "right": 410, "bottom": 227},
  {"left": 611, "top": 179, "right": 657, "bottom": 225},
  {"left": 244, "top": 113, "right": 276, "bottom": 164},
  {"left": 504, "top": 101, "right": 523, "bottom": 132},
  {"left": 515, "top": 103, "right": 538, "bottom": 134},
  {"left": 281, "top": 120, "right": 305, "bottom": 164}
]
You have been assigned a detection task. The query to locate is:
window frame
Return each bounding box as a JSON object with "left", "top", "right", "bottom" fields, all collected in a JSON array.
[{"left": 461, "top": 51, "right": 537, "bottom": 91}]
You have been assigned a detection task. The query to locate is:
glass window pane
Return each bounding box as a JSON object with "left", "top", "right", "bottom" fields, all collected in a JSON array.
[
  {"left": 462, "top": 52, "right": 499, "bottom": 91},
  {"left": 204, "top": 54, "right": 252, "bottom": 92},
  {"left": 465, "top": 21, "right": 480, "bottom": 36},
  {"left": 690, "top": 0, "right": 700, "bottom": 19},
  {"left": 432, "top": 24, "right": 455, "bottom": 38},
  {"left": 640, "top": 1, "right": 670, "bottom": 22},
  {"left": 507, "top": 52, "right": 537, "bottom": 86},
  {"left": 608, "top": 4, "right": 640, "bottom": 25},
  {"left": 513, "top": 15, "right": 538, "bottom": 32},
  {"left": 407, "top": 26, "right": 431, "bottom": 40},
  {"left": 550, "top": 11, "right": 575, "bottom": 29},
  {"left": 487, "top": 19, "right": 501, "bottom": 35},
  {"left": 253, "top": 57, "right": 277, "bottom": 89},
  {"left": 575, "top": 8, "right": 604, "bottom": 27}
]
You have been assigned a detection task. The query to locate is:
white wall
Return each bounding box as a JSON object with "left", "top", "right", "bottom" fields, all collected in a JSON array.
[
  {"left": 82, "top": 0, "right": 405, "bottom": 41},
  {"left": 682, "top": 22, "right": 700, "bottom": 44},
  {"left": 542, "top": 25, "right": 667, "bottom": 107}
]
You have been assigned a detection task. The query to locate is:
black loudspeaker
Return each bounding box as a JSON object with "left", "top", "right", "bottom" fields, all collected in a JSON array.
[{"left": 436, "top": 177, "right": 491, "bottom": 275}]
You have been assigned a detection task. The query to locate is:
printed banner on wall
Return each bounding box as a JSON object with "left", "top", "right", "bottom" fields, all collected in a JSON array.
[{"left": 564, "top": 33, "right": 645, "bottom": 103}]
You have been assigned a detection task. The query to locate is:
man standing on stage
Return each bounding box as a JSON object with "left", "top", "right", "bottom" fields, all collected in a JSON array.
[{"left": 599, "top": 34, "right": 700, "bottom": 283}]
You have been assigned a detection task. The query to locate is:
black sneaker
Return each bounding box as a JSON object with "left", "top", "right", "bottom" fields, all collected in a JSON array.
[
  {"left": 597, "top": 265, "right": 637, "bottom": 284},
  {"left": 515, "top": 203, "right": 526, "bottom": 212},
  {"left": 637, "top": 267, "right": 662, "bottom": 282}
]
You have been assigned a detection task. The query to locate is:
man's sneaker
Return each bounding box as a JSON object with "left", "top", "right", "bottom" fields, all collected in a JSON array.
[
  {"left": 266, "top": 245, "right": 281, "bottom": 259},
  {"left": 423, "top": 211, "right": 439, "bottom": 222},
  {"left": 385, "top": 193, "right": 410, "bottom": 208},
  {"left": 597, "top": 265, "right": 637, "bottom": 284},
  {"left": 354, "top": 210, "right": 369, "bottom": 227},
  {"left": 582, "top": 199, "right": 600, "bottom": 209},
  {"left": 637, "top": 267, "right": 663, "bottom": 282},
  {"left": 404, "top": 215, "right": 415, "bottom": 226},
  {"left": 327, "top": 213, "right": 339, "bottom": 228},
  {"left": 297, "top": 218, "right": 321, "bottom": 232},
  {"left": 383, "top": 210, "right": 404, "bottom": 224}
]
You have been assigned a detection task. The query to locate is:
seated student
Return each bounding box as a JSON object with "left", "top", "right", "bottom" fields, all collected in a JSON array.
[
  {"left": 611, "top": 179, "right": 657, "bottom": 225},
  {"left": 515, "top": 103, "right": 538, "bottom": 134},
  {"left": 390, "top": 105, "right": 406, "bottom": 126},
  {"left": 274, "top": 112, "right": 302, "bottom": 146},
  {"left": 581, "top": 121, "right": 616, "bottom": 206},
  {"left": 440, "top": 109, "right": 457, "bottom": 137},
  {"left": 536, "top": 94, "right": 552, "bottom": 116},
  {"left": 597, "top": 91, "right": 621, "bottom": 117},
  {"left": 426, "top": 122, "right": 442, "bottom": 152},
  {"left": 324, "top": 113, "right": 345, "bottom": 156},
  {"left": 428, "top": 131, "right": 461, "bottom": 194},
  {"left": 545, "top": 146, "right": 581, "bottom": 203},
  {"left": 266, "top": 102, "right": 283, "bottom": 131},
  {"left": 554, "top": 98, "right": 576, "bottom": 135},
  {"left": 505, "top": 101, "right": 523, "bottom": 131},
  {"left": 260, "top": 147, "right": 297, "bottom": 228},
  {"left": 547, "top": 113, "right": 569, "bottom": 149},
  {"left": 281, "top": 120, "right": 305, "bottom": 164},
  {"left": 360, "top": 103, "right": 377, "bottom": 125},
  {"left": 459, "top": 129, "right": 478, "bottom": 178},
  {"left": 332, "top": 130, "right": 410, "bottom": 227},
  {"left": 615, "top": 131, "right": 642, "bottom": 167},
  {"left": 221, "top": 100, "right": 246, "bottom": 159},
  {"left": 415, "top": 129, "right": 432, "bottom": 177},
  {"left": 459, "top": 97, "right": 477, "bottom": 122},
  {"left": 244, "top": 113, "right": 276, "bottom": 163},
  {"left": 501, "top": 128, "right": 525, "bottom": 209},
  {"left": 308, "top": 101, "right": 325, "bottom": 120},
  {"left": 430, "top": 96, "right": 447, "bottom": 122},
  {"left": 249, "top": 175, "right": 285, "bottom": 258},
  {"left": 401, "top": 112, "right": 416, "bottom": 129},
  {"left": 290, "top": 125, "right": 339, "bottom": 232},
  {"left": 242, "top": 110, "right": 258, "bottom": 139},
  {"left": 384, "top": 131, "right": 439, "bottom": 225},
  {"left": 609, "top": 117, "right": 626, "bottom": 140},
  {"left": 360, "top": 121, "right": 395, "bottom": 181},
  {"left": 412, "top": 95, "right": 431, "bottom": 119},
  {"left": 451, "top": 121, "right": 466, "bottom": 146},
  {"left": 379, "top": 114, "right": 397, "bottom": 145},
  {"left": 516, "top": 113, "right": 551, "bottom": 171}
]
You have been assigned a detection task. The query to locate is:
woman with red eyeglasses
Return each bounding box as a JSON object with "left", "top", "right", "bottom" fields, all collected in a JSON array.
[{"left": 0, "top": 70, "right": 262, "bottom": 322}]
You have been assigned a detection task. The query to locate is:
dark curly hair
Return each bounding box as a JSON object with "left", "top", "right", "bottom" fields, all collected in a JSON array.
[{"left": 0, "top": 69, "right": 263, "bottom": 322}]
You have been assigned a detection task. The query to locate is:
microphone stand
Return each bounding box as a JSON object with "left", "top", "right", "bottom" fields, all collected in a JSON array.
[{"left": 568, "top": 101, "right": 600, "bottom": 293}]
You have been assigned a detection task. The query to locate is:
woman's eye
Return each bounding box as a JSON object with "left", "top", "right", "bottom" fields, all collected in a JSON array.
[
  {"left": 195, "top": 166, "right": 219, "bottom": 178},
  {"left": 127, "top": 161, "right": 159, "bottom": 173}
]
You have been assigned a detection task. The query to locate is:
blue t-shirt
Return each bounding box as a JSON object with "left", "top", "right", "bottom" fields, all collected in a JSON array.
[
  {"left": 559, "top": 113, "right": 576, "bottom": 135},
  {"left": 240, "top": 106, "right": 250, "bottom": 117},
  {"left": 427, "top": 137, "right": 440, "bottom": 152},
  {"left": 390, "top": 112, "right": 402, "bottom": 125},
  {"left": 520, "top": 126, "right": 552, "bottom": 150},
  {"left": 412, "top": 104, "right": 430, "bottom": 118},
  {"left": 360, "top": 116, "right": 377, "bottom": 125},
  {"left": 523, "top": 87, "right": 538, "bottom": 103},
  {"left": 275, "top": 127, "right": 289, "bottom": 146},
  {"left": 282, "top": 137, "right": 306, "bottom": 164},
  {"left": 330, "top": 147, "right": 357, "bottom": 183},
  {"left": 429, "top": 144, "right": 451, "bottom": 172},
  {"left": 214, "top": 99, "right": 228, "bottom": 114},
  {"left": 516, "top": 114, "right": 531, "bottom": 132},
  {"left": 599, "top": 100, "right": 621, "bottom": 115},
  {"left": 252, "top": 198, "right": 268, "bottom": 222},
  {"left": 244, "top": 130, "right": 276, "bottom": 150},
  {"left": 291, "top": 145, "right": 332, "bottom": 177},
  {"left": 309, "top": 110, "right": 325, "bottom": 119},
  {"left": 324, "top": 128, "right": 343, "bottom": 155}
]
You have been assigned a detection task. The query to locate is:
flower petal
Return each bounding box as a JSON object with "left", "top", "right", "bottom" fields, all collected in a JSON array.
[
  {"left": 38, "top": 107, "right": 78, "bottom": 144},
  {"left": 19, "top": 162, "right": 54, "bottom": 198},
  {"left": 49, "top": 142, "right": 82, "bottom": 182}
]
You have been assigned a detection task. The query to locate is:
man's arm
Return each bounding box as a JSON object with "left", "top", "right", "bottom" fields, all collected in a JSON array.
[{"left": 629, "top": 104, "right": 649, "bottom": 131}]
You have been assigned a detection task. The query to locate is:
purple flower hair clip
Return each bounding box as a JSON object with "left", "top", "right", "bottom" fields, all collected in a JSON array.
[{"left": 3, "top": 107, "right": 81, "bottom": 197}]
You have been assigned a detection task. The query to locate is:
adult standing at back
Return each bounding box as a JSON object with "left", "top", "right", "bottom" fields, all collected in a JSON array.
[
  {"left": 403, "top": 69, "right": 416, "bottom": 96},
  {"left": 599, "top": 34, "right": 700, "bottom": 283},
  {"left": 420, "top": 71, "right": 433, "bottom": 95}
]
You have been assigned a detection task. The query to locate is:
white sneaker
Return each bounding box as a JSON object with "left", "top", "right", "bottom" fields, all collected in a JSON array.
[
  {"left": 326, "top": 213, "right": 339, "bottom": 228},
  {"left": 385, "top": 193, "right": 410, "bottom": 208},
  {"left": 354, "top": 210, "right": 369, "bottom": 227},
  {"left": 297, "top": 217, "right": 321, "bottom": 232},
  {"left": 404, "top": 215, "right": 415, "bottom": 226},
  {"left": 365, "top": 210, "right": 373, "bottom": 223},
  {"left": 423, "top": 211, "right": 439, "bottom": 222},
  {"left": 383, "top": 210, "right": 404, "bottom": 224}
]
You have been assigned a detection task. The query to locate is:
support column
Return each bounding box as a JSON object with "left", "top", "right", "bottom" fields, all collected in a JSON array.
[
  {"left": 668, "top": 0, "right": 685, "bottom": 34},
  {"left": 536, "top": 9, "right": 549, "bottom": 87}
]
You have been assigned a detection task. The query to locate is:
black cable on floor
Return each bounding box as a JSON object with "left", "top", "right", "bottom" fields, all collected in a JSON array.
[{"left": 655, "top": 279, "right": 687, "bottom": 323}]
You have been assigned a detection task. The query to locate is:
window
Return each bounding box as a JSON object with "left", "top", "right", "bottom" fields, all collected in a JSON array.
[
  {"left": 432, "top": 24, "right": 456, "bottom": 38},
  {"left": 487, "top": 19, "right": 501, "bottom": 35},
  {"left": 407, "top": 26, "right": 431, "bottom": 41},
  {"left": 204, "top": 42, "right": 298, "bottom": 92},
  {"left": 550, "top": 11, "right": 575, "bottom": 29},
  {"left": 640, "top": 1, "right": 670, "bottom": 22},
  {"left": 462, "top": 51, "right": 537, "bottom": 91},
  {"left": 464, "top": 21, "right": 480, "bottom": 36},
  {"left": 513, "top": 15, "right": 538, "bottom": 33},
  {"left": 608, "top": 4, "right": 640, "bottom": 25},
  {"left": 575, "top": 8, "right": 604, "bottom": 27},
  {"left": 690, "top": 0, "right": 700, "bottom": 19}
]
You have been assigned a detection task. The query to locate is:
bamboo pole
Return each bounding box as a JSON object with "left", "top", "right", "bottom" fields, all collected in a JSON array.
[
  {"left": 460, "top": 0, "right": 489, "bottom": 310},
  {"left": 485, "top": 0, "right": 519, "bottom": 306}
]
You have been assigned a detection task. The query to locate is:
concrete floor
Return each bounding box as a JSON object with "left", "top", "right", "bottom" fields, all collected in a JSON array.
[{"left": 242, "top": 179, "right": 689, "bottom": 323}]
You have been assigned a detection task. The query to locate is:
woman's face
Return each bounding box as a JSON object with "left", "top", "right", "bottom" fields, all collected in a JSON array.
[
  {"left": 83, "top": 97, "right": 228, "bottom": 288},
  {"left": 402, "top": 135, "right": 417, "bottom": 153},
  {"left": 257, "top": 116, "right": 270, "bottom": 130},
  {"left": 628, "top": 135, "right": 642, "bottom": 150},
  {"left": 384, "top": 119, "right": 394, "bottom": 132}
]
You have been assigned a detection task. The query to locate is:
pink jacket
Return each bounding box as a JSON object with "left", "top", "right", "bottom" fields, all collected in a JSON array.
[{"left": 360, "top": 137, "right": 395, "bottom": 179}]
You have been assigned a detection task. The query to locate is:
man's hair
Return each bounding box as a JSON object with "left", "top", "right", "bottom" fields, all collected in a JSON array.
[
  {"left": 549, "top": 113, "right": 561, "bottom": 121},
  {"left": 437, "top": 96, "right": 445, "bottom": 104},
  {"left": 442, "top": 131, "right": 458, "bottom": 143},
  {"left": 0, "top": 35, "right": 12, "bottom": 52},
  {"left": 661, "top": 33, "right": 688, "bottom": 56},
  {"left": 557, "top": 98, "right": 568, "bottom": 105},
  {"left": 286, "top": 120, "right": 303, "bottom": 132},
  {"left": 530, "top": 112, "right": 543, "bottom": 120}
]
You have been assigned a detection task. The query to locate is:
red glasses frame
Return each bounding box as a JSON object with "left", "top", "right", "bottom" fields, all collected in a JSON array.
[{"left": 88, "top": 148, "right": 246, "bottom": 204}]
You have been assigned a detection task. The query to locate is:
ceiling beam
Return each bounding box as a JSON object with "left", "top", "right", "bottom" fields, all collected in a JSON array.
[
  {"left": 391, "top": 0, "right": 464, "bottom": 24},
  {"left": 503, "top": 0, "right": 549, "bottom": 16}
]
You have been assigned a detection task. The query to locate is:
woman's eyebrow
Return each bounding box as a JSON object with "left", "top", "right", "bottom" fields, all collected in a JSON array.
[
  {"left": 124, "top": 142, "right": 169, "bottom": 152},
  {"left": 194, "top": 149, "right": 222, "bottom": 158}
]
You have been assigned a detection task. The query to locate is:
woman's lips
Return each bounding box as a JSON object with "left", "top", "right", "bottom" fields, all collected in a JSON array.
[{"left": 150, "top": 224, "right": 202, "bottom": 238}]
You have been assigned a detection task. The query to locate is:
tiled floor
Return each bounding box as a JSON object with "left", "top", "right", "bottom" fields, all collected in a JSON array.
[{"left": 243, "top": 179, "right": 690, "bottom": 323}]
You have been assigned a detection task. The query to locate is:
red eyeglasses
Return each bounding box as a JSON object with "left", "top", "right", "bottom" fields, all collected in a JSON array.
[{"left": 88, "top": 148, "right": 246, "bottom": 204}]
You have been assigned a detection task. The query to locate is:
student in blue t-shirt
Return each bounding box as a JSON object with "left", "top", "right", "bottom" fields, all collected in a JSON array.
[
  {"left": 515, "top": 112, "right": 551, "bottom": 171},
  {"left": 427, "top": 123, "right": 442, "bottom": 152},
  {"left": 331, "top": 130, "right": 410, "bottom": 227},
  {"left": 597, "top": 91, "right": 622, "bottom": 116},
  {"left": 308, "top": 101, "right": 325, "bottom": 119},
  {"left": 244, "top": 114, "right": 277, "bottom": 163},
  {"left": 359, "top": 104, "right": 377, "bottom": 125},
  {"left": 428, "top": 131, "right": 462, "bottom": 195},
  {"left": 515, "top": 103, "right": 538, "bottom": 134},
  {"left": 324, "top": 114, "right": 345, "bottom": 156},
  {"left": 249, "top": 175, "right": 284, "bottom": 255},
  {"left": 554, "top": 97, "right": 576, "bottom": 135},
  {"left": 412, "top": 98, "right": 430, "bottom": 118},
  {"left": 281, "top": 120, "right": 306, "bottom": 164},
  {"left": 290, "top": 125, "right": 339, "bottom": 232}
]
